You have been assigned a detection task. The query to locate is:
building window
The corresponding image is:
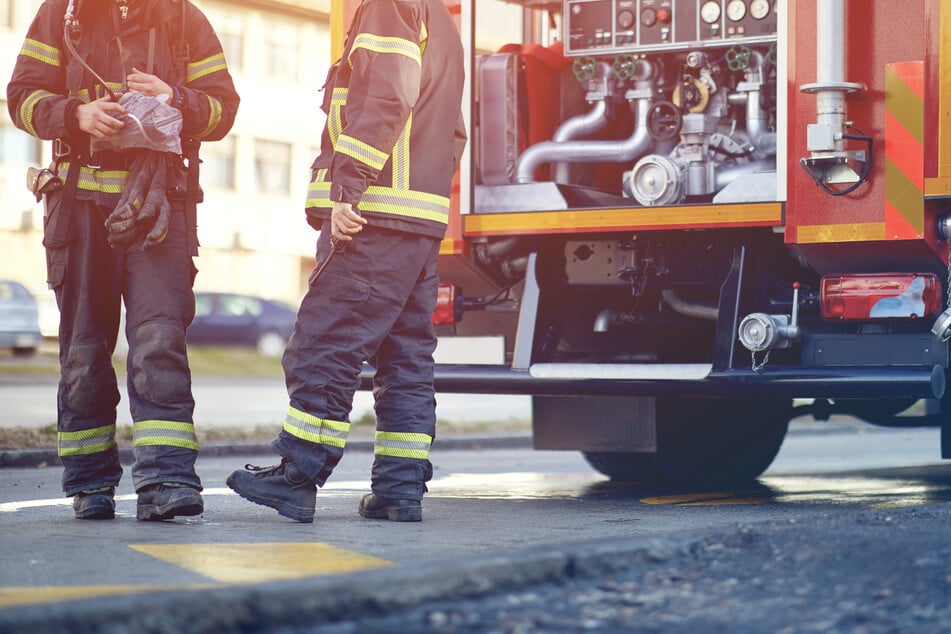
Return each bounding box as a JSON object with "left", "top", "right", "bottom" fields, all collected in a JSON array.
[
  {"left": 254, "top": 139, "right": 291, "bottom": 195},
  {"left": 201, "top": 134, "right": 236, "bottom": 190},
  {"left": 0, "top": 120, "right": 40, "bottom": 165},
  {"left": 262, "top": 19, "right": 299, "bottom": 83}
]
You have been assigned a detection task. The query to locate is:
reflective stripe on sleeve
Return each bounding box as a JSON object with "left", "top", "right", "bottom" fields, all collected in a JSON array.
[
  {"left": 374, "top": 431, "right": 432, "bottom": 460},
  {"left": 20, "top": 38, "right": 61, "bottom": 67},
  {"left": 336, "top": 134, "right": 389, "bottom": 171},
  {"left": 349, "top": 33, "right": 421, "bottom": 67},
  {"left": 283, "top": 406, "right": 350, "bottom": 449},
  {"left": 133, "top": 420, "right": 199, "bottom": 451},
  {"left": 199, "top": 95, "right": 223, "bottom": 138},
  {"left": 58, "top": 424, "right": 117, "bottom": 457},
  {"left": 187, "top": 53, "right": 228, "bottom": 83},
  {"left": 19, "top": 90, "right": 57, "bottom": 137}
]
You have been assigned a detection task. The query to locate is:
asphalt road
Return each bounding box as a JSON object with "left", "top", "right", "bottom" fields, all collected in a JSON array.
[{"left": 1, "top": 423, "right": 950, "bottom": 632}]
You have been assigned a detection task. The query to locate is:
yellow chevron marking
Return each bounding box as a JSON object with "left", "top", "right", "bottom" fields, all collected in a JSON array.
[{"left": 129, "top": 543, "right": 393, "bottom": 583}]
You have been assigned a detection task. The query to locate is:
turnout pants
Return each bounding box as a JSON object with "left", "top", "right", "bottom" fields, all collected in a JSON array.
[
  {"left": 275, "top": 223, "right": 440, "bottom": 500},
  {"left": 46, "top": 194, "right": 201, "bottom": 496}
]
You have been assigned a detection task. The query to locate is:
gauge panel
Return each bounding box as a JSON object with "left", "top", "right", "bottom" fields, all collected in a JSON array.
[{"left": 564, "top": 0, "right": 778, "bottom": 56}]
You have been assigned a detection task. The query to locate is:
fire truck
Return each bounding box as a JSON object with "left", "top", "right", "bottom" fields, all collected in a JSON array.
[{"left": 344, "top": 0, "right": 951, "bottom": 484}]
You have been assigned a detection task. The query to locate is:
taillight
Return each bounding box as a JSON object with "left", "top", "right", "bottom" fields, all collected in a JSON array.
[
  {"left": 431, "top": 283, "right": 461, "bottom": 326},
  {"left": 820, "top": 273, "right": 941, "bottom": 320}
]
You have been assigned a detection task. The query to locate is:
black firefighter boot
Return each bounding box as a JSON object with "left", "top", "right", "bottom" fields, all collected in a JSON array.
[
  {"left": 137, "top": 483, "right": 204, "bottom": 521},
  {"left": 226, "top": 459, "right": 316, "bottom": 523},
  {"left": 73, "top": 487, "right": 116, "bottom": 520},
  {"left": 358, "top": 493, "right": 422, "bottom": 522}
]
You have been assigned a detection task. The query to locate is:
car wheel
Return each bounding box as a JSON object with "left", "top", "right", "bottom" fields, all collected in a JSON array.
[{"left": 256, "top": 330, "right": 287, "bottom": 358}]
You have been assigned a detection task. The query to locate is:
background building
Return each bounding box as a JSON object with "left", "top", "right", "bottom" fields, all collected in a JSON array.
[{"left": 0, "top": 0, "right": 521, "bottom": 307}]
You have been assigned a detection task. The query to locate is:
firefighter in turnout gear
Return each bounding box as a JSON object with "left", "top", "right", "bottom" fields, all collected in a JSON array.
[
  {"left": 7, "top": 0, "right": 239, "bottom": 520},
  {"left": 227, "top": 0, "right": 466, "bottom": 523}
]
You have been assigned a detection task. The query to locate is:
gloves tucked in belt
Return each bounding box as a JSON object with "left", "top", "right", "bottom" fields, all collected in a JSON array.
[{"left": 104, "top": 151, "right": 171, "bottom": 250}]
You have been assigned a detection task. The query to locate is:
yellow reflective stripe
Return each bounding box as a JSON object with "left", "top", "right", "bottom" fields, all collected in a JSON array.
[
  {"left": 349, "top": 33, "right": 421, "bottom": 67},
  {"left": 132, "top": 420, "right": 199, "bottom": 451},
  {"left": 420, "top": 22, "right": 428, "bottom": 57},
  {"left": 392, "top": 112, "right": 412, "bottom": 190},
  {"left": 187, "top": 52, "right": 227, "bottom": 83},
  {"left": 283, "top": 406, "right": 351, "bottom": 449},
  {"left": 56, "top": 163, "right": 129, "bottom": 194},
  {"left": 75, "top": 84, "right": 123, "bottom": 102},
  {"left": 58, "top": 424, "right": 117, "bottom": 457},
  {"left": 329, "top": 88, "right": 347, "bottom": 147},
  {"left": 20, "top": 38, "right": 61, "bottom": 67},
  {"left": 19, "top": 90, "right": 56, "bottom": 137},
  {"left": 200, "top": 95, "right": 223, "bottom": 138},
  {"left": 336, "top": 134, "right": 388, "bottom": 171},
  {"left": 306, "top": 178, "right": 449, "bottom": 224},
  {"left": 374, "top": 431, "right": 432, "bottom": 459}
]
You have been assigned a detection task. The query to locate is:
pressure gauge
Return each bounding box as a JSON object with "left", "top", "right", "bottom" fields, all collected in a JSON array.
[
  {"left": 700, "top": 1, "right": 721, "bottom": 24},
  {"left": 726, "top": 0, "right": 747, "bottom": 21},
  {"left": 749, "top": 0, "right": 770, "bottom": 19}
]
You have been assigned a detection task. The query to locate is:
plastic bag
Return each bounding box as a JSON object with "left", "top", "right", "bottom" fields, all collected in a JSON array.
[{"left": 90, "top": 91, "right": 183, "bottom": 155}]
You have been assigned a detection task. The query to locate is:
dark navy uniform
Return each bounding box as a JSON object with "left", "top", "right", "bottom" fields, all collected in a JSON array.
[
  {"left": 7, "top": 0, "right": 239, "bottom": 497},
  {"left": 274, "top": 0, "right": 466, "bottom": 501}
]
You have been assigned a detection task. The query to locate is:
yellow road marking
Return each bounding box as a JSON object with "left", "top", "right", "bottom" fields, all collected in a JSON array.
[
  {"left": 0, "top": 585, "right": 214, "bottom": 609},
  {"left": 129, "top": 543, "right": 393, "bottom": 583}
]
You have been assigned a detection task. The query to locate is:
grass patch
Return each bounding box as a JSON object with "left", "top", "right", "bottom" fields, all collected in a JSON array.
[{"left": 185, "top": 346, "right": 284, "bottom": 377}]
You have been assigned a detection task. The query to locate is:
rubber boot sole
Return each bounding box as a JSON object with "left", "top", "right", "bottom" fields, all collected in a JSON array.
[
  {"left": 137, "top": 491, "right": 204, "bottom": 521},
  {"left": 225, "top": 473, "right": 315, "bottom": 523}
]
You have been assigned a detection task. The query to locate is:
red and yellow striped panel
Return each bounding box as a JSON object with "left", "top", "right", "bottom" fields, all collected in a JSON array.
[
  {"left": 462, "top": 203, "right": 782, "bottom": 237},
  {"left": 884, "top": 61, "right": 924, "bottom": 239}
]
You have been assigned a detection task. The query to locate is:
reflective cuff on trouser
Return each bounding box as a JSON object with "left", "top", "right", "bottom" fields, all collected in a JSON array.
[
  {"left": 130, "top": 420, "right": 202, "bottom": 491},
  {"left": 59, "top": 423, "right": 123, "bottom": 496},
  {"left": 370, "top": 431, "right": 434, "bottom": 501},
  {"left": 272, "top": 406, "right": 351, "bottom": 485}
]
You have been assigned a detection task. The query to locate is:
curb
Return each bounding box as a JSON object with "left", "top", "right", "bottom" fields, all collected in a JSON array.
[
  {"left": 0, "top": 529, "right": 707, "bottom": 633},
  {"left": 0, "top": 434, "right": 535, "bottom": 469}
]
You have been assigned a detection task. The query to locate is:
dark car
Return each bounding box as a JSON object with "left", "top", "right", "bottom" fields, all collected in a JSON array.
[
  {"left": 0, "top": 280, "right": 43, "bottom": 357},
  {"left": 187, "top": 291, "right": 298, "bottom": 357}
]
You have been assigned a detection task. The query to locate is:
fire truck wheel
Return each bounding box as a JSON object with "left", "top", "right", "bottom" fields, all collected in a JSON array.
[
  {"left": 651, "top": 397, "right": 791, "bottom": 485},
  {"left": 581, "top": 452, "right": 664, "bottom": 484}
]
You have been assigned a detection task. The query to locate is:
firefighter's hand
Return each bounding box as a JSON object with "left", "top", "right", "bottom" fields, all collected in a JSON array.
[
  {"left": 330, "top": 201, "right": 366, "bottom": 242},
  {"left": 126, "top": 68, "right": 173, "bottom": 101},
  {"left": 77, "top": 97, "right": 126, "bottom": 139}
]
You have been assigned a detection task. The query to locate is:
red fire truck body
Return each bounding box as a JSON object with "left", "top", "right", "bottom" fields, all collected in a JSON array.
[{"left": 339, "top": 0, "right": 951, "bottom": 483}]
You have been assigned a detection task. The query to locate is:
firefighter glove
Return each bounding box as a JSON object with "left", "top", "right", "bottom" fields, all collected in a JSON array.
[{"left": 104, "top": 152, "right": 171, "bottom": 251}]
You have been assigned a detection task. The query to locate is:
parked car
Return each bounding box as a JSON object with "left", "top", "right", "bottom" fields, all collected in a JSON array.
[
  {"left": 0, "top": 280, "right": 43, "bottom": 356},
  {"left": 187, "top": 291, "right": 298, "bottom": 357}
]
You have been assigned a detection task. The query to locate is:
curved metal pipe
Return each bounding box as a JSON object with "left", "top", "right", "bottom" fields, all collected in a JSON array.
[
  {"left": 552, "top": 97, "right": 609, "bottom": 143},
  {"left": 660, "top": 290, "right": 718, "bottom": 321},
  {"left": 515, "top": 98, "right": 653, "bottom": 184}
]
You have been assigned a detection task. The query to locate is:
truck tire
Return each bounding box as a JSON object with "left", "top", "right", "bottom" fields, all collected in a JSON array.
[
  {"left": 582, "top": 452, "right": 663, "bottom": 483},
  {"left": 651, "top": 397, "right": 791, "bottom": 485}
]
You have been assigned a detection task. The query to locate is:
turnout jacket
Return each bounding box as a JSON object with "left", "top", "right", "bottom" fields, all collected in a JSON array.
[
  {"left": 306, "top": 0, "right": 466, "bottom": 239},
  {"left": 7, "top": 0, "right": 239, "bottom": 196}
]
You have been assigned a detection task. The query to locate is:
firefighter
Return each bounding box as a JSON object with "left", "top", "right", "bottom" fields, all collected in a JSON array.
[
  {"left": 226, "top": 0, "right": 466, "bottom": 523},
  {"left": 7, "top": 0, "right": 239, "bottom": 520}
]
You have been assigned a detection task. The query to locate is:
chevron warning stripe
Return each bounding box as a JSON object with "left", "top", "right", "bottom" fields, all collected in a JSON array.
[{"left": 884, "top": 61, "right": 925, "bottom": 239}]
